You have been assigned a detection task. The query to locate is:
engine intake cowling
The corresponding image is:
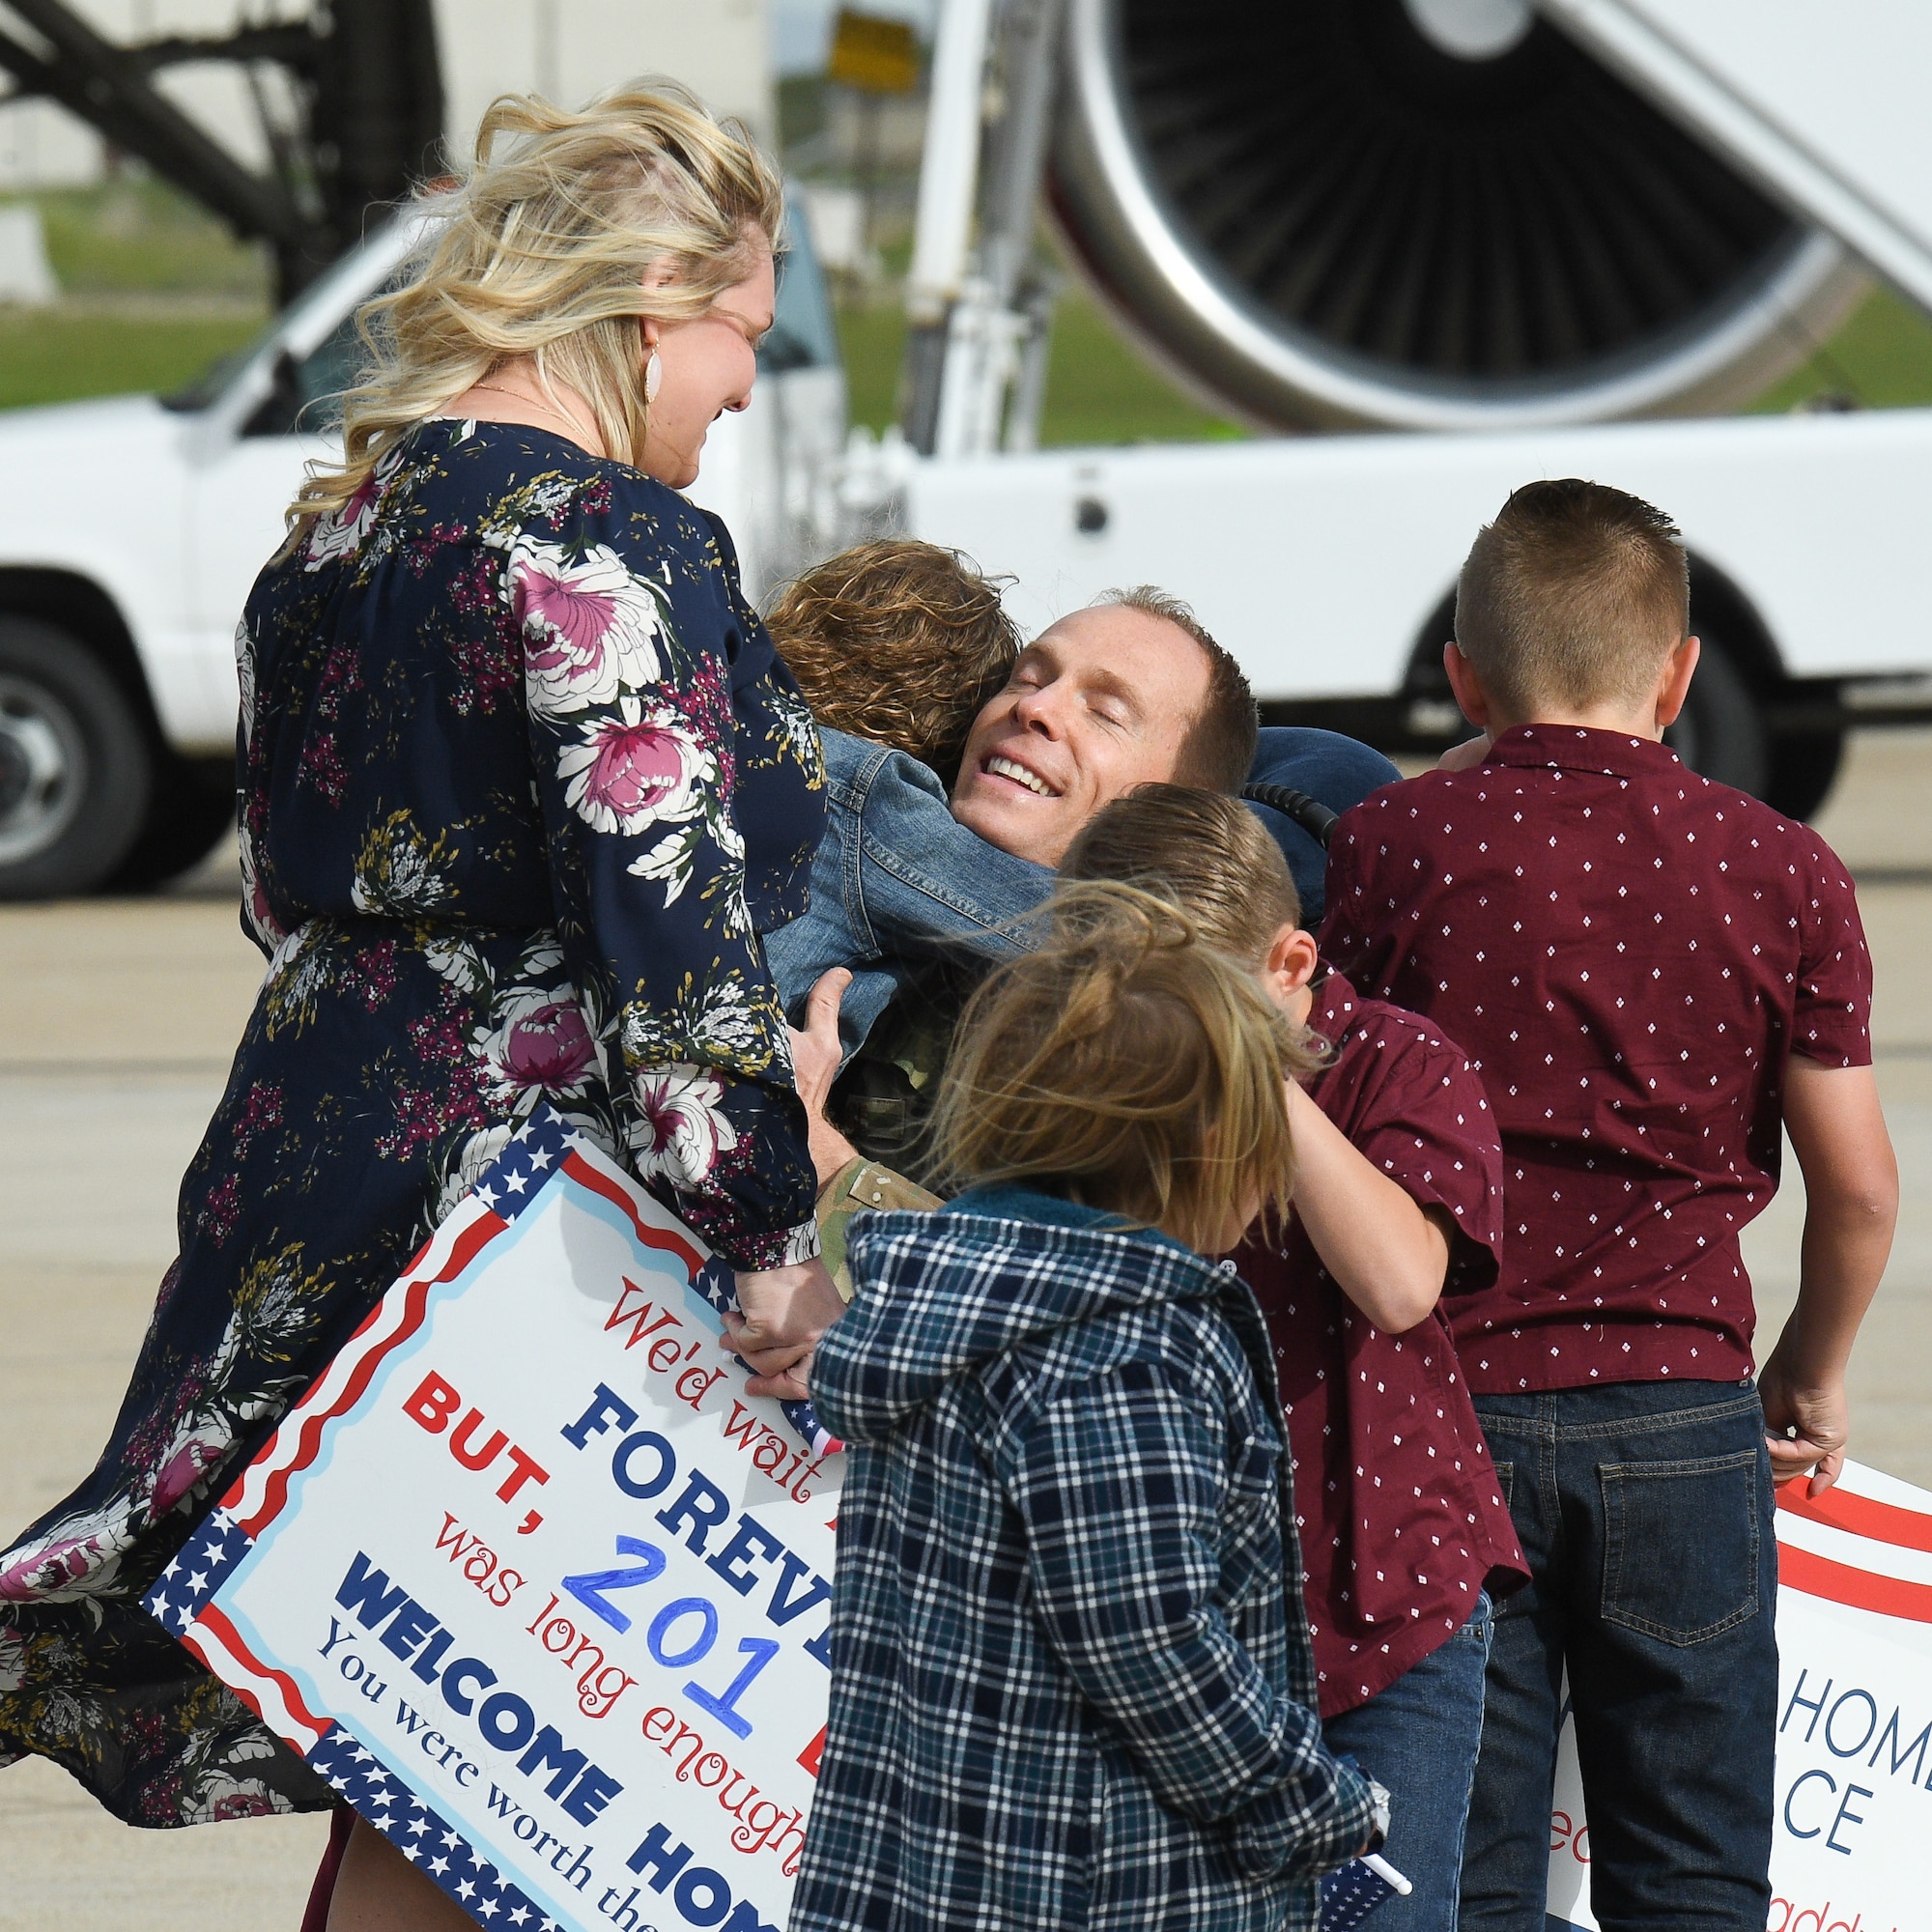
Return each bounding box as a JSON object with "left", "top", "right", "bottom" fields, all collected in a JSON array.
[{"left": 1048, "top": 0, "right": 1867, "bottom": 431}]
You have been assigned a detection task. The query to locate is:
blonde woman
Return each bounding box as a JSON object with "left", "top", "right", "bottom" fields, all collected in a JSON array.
[{"left": 0, "top": 81, "right": 842, "bottom": 1926}]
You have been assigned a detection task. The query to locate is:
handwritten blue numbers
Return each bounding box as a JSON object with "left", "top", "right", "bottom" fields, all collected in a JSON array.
[
  {"left": 560, "top": 1535, "right": 782, "bottom": 1738},
  {"left": 684, "top": 1637, "right": 781, "bottom": 1740},
  {"left": 560, "top": 1536, "right": 667, "bottom": 1634},
  {"left": 646, "top": 1598, "right": 719, "bottom": 1668}
]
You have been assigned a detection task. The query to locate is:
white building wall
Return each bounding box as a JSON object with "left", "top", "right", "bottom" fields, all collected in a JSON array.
[
  {"left": 0, "top": 1, "right": 772, "bottom": 190},
  {"left": 436, "top": 0, "right": 774, "bottom": 161}
]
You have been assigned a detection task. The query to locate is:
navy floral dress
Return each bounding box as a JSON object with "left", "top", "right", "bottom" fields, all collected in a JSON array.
[{"left": 0, "top": 420, "right": 825, "bottom": 1826}]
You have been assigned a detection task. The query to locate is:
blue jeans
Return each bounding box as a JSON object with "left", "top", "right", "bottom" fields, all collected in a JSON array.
[
  {"left": 1461, "top": 1380, "right": 1778, "bottom": 1932},
  {"left": 1322, "top": 1595, "right": 1492, "bottom": 1932}
]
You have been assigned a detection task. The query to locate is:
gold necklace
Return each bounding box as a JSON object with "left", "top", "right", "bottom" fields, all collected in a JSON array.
[{"left": 466, "top": 382, "right": 599, "bottom": 448}]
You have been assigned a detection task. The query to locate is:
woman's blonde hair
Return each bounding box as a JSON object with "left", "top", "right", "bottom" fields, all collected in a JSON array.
[
  {"left": 766, "top": 539, "right": 1020, "bottom": 786},
  {"left": 292, "top": 80, "right": 784, "bottom": 524},
  {"left": 1060, "top": 783, "right": 1302, "bottom": 967},
  {"left": 931, "top": 883, "right": 1321, "bottom": 1253}
]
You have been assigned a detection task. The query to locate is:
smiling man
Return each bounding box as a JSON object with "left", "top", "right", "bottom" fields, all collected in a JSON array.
[
  {"left": 801, "top": 583, "right": 1258, "bottom": 1187},
  {"left": 951, "top": 587, "right": 1260, "bottom": 867}
]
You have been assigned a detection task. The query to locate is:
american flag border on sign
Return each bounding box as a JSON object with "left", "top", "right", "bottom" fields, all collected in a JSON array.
[{"left": 141, "top": 1103, "right": 832, "bottom": 1932}]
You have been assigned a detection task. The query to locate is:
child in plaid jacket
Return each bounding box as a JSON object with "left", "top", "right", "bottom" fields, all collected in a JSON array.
[{"left": 791, "top": 888, "right": 1382, "bottom": 1932}]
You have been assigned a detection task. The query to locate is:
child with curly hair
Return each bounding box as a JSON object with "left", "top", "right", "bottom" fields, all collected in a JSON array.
[{"left": 762, "top": 538, "right": 1053, "bottom": 1067}]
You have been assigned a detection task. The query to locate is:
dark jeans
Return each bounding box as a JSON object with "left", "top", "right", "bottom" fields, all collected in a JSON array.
[
  {"left": 1461, "top": 1380, "right": 1777, "bottom": 1932},
  {"left": 1323, "top": 1595, "right": 1492, "bottom": 1932}
]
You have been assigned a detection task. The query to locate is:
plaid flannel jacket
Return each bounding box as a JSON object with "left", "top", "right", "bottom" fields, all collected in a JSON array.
[{"left": 792, "top": 1192, "right": 1378, "bottom": 1932}]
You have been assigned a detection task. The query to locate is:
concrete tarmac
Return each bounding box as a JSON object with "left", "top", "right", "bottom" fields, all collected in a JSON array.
[{"left": 2, "top": 732, "right": 1930, "bottom": 1927}]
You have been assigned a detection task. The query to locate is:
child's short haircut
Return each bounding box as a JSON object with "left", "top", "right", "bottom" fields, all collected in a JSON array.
[
  {"left": 766, "top": 539, "right": 1020, "bottom": 786},
  {"left": 1061, "top": 783, "right": 1300, "bottom": 966},
  {"left": 931, "top": 881, "right": 1320, "bottom": 1252},
  {"left": 1455, "top": 479, "right": 1690, "bottom": 717}
]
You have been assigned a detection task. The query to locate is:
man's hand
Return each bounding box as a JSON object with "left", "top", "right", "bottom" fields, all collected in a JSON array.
[
  {"left": 1757, "top": 1350, "right": 1851, "bottom": 1496},
  {"left": 789, "top": 968, "right": 861, "bottom": 1187},
  {"left": 724, "top": 1255, "right": 846, "bottom": 1401}
]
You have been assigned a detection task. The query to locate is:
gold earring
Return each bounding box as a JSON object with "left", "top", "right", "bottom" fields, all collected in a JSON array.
[{"left": 643, "top": 349, "right": 662, "bottom": 403}]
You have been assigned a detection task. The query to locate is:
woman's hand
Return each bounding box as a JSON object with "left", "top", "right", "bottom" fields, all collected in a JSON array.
[
  {"left": 725, "top": 1256, "right": 847, "bottom": 1401},
  {"left": 790, "top": 968, "right": 861, "bottom": 1187}
]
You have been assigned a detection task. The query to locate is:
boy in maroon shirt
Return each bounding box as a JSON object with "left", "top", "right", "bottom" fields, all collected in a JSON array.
[
  {"left": 1321, "top": 480, "right": 1899, "bottom": 1932},
  {"left": 1063, "top": 786, "right": 1528, "bottom": 1929}
]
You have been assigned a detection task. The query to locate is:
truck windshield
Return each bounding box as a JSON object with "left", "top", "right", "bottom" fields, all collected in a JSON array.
[
  {"left": 158, "top": 308, "right": 363, "bottom": 426},
  {"left": 762, "top": 211, "right": 840, "bottom": 374},
  {"left": 160, "top": 341, "right": 262, "bottom": 413}
]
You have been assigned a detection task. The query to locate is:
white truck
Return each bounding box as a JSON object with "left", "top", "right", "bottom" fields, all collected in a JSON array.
[
  {"left": 3, "top": 0, "right": 1931, "bottom": 895},
  {"left": 0, "top": 208, "right": 848, "bottom": 895}
]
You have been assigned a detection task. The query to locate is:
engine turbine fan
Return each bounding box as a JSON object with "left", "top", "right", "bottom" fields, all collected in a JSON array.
[{"left": 1049, "top": 0, "right": 1867, "bottom": 431}]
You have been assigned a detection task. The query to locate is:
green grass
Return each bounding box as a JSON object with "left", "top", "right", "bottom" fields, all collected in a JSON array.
[
  {"left": 1750, "top": 286, "right": 1932, "bottom": 413},
  {"left": 0, "top": 312, "right": 265, "bottom": 411},
  {"left": 836, "top": 282, "right": 1245, "bottom": 445},
  {"left": 832, "top": 298, "right": 909, "bottom": 435},
  {"left": 22, "top": 179, "right": 269, "bottom": 298},
  {"left": 0, "top": 179, "right": 269, "bottom": 410},
  {"left": 1040, "top": 293, "right": 1246, "bottom": 444}
]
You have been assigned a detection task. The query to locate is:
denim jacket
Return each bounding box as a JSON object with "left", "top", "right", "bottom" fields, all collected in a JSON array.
[{"left": 765, "top": 727, "right": 1053, "bottom": 1057}]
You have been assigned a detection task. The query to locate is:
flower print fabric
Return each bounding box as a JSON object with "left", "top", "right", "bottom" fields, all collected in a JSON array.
[
  {"left": 0, "top": 420, "right": 825, "bottom": 1827},
  {"left": 512, "top": 533, "right": 667, "bottom": 709}
]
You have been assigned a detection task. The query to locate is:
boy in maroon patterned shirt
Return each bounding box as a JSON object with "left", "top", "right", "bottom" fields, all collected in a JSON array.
[{"left": 1321, "top": 480, "right": 1898, "bottom": 1932}]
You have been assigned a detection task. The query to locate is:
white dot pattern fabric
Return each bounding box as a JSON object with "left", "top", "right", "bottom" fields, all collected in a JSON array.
[
  {"left": 1235, "top": 972, "right": 1526, "bottom": 1719},
  {"left": 1319, "top": 724, "right": 1872, "bottom": 1395}
]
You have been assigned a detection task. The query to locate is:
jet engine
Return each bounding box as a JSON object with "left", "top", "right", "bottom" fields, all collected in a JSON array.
[{"left": 1048, "top": 0, "right": 1869, "bottom": 432}]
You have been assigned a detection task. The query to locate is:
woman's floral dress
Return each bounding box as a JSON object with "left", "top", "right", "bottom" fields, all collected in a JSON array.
[{"left": 0, "top": 421, "right": 825, "bottom": 1827}]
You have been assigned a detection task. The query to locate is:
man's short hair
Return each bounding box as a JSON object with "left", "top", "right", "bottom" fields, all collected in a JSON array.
[
  {"left": 1096, "top": 585, "right": 1258, "bottom": 793},
  {"left": 768, "top": 539, "right": 1020, "bottom": 787},
  {"left": 1455, "top": 480, "right": 1690, "bottom": 717}
]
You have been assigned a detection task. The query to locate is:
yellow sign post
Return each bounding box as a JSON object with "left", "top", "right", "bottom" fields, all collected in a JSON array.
[{"left": 828, "top": 10, "right": 922, "bottom": 95}]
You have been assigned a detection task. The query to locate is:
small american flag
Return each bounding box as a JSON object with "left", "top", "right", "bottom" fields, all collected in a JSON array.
[{"left": 1321, "top": 1857, "right": 1403, "bottom": 1929}]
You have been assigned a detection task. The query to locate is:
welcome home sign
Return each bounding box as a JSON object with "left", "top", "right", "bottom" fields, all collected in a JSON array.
[
  {"left": 1546, "top": 1461, "right": 1932, "bottom": 1932},
  {"left": 144, "top": 1106, "right": 840, "bottom": 1932}
]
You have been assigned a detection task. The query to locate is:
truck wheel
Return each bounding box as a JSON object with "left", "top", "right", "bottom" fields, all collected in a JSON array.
[
  {"left": 106, "top": 755, "right": 237, "bottom": 893},
  {"left": 1766, "top": 729, "right": 1845, "bottom": 824},
  {"left": 1665, "top": 637, "right": 1769, "bottom": 801},
  {"left": 0, "top": 616, "right": 152, "bottom": 899}
]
